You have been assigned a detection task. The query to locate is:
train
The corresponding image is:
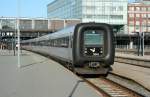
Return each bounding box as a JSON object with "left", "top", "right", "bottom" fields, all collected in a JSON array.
[{"left": 21, "top": 23, "right": 115, "bottom": 75}]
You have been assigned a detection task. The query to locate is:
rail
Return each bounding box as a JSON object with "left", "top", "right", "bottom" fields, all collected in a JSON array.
[
  {"left": 116, "top": 48, "right": 150, "bottom": 55},
  {"left": 82, "top": 77, "right": 143, "bottom": 97}
]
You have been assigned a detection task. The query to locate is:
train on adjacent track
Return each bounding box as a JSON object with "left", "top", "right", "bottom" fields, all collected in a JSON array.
[{"left": 21, "top": 23, "right": 115, "bottom": 75}]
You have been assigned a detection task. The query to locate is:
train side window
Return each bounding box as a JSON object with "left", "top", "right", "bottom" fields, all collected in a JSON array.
[
  {"left": 52, "top": 40, "right": 54, "bottom": 46},
  {"left": 63, "top": 37, "right": 67, "bottom": 47},
  {"left": 39, "top": 41, "right": 44, "bottom": 46},
  {"left": 54, "top": 39, "right": 57, "bottom": 47},
  {"left": 49, "top": 39, "right": 51, "bottom": 46},
  {"left": 57, "top": 37, "right": 69, "bottom": 47},
  {"left": 47, "top": 40, "right": 49, "bottom": 46},
  {"left": 59, "top": 38, "right": 63, "bottom": 47},
  {"left": 48, "top": 37, "right": 70, "bottom": 47},
  {"left": 62, "top": 37, "right": 69, "bottom": 48},
  {"left": 60, "top": 37, "right": 65, "bottom": 47},
  {"left": 43, "top": 40, "right": 45, "bottom": 46},
  {"left": 70, "top": 36, "right": 73, "bottom": 48},
  {"left": 66, "top": 37, "right": 69, "bottom": 47},
  {"left": 58, "top": 38, "right": 61, "bottom": 47}
]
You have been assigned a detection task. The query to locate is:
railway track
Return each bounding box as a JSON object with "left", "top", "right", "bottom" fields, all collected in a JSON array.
[
  {"left": 83, "top": 77, "right": 143, "bottom": 97},
  {"left": 115, "top": 53, "right": 150, "bottom": 68},
  {"left": 29, "top": 50, "right": 148, "bottom": 96}
]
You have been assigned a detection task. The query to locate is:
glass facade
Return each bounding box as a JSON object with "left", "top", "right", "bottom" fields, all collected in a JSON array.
[
  {"left": 136, "top": 0, "right": 150, "bottom": 4},
  {"left": 0, "top": 17, "right": 80, "bottom": 32},
  {"left": 0, "top": 18, "right": 49, "bottom": 30},
  {"left": 47, "top": 0, "right": 128, "bottom": 25},
  {"left": 34, "top": 20, "right": 48, "bottom": 30},
  {"left": 20, "top": 19, "right": 32, "bottom": 30},
  {"left": 0, "top": 18, "right": 16, "bottom": 29},
  {"left": 128, "top": 3, "right": 150, "bottom": 33},
  {"left": 47, "top": 0, "right": 82, "bottom": 19}
]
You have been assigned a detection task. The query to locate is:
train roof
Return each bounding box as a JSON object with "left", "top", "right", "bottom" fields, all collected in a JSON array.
[{"left": 21, "top": 26, "right": 75, "bottom": 43}]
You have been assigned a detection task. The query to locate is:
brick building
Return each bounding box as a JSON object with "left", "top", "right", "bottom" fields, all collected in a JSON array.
[{"left": 128, "top": 2, "right": 150, "bottom": 33}]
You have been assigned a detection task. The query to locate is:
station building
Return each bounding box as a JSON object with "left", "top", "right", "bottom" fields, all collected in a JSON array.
[
  {"left": 116, "top": 1, "right": 150, "bottom": 50},
  {"left": 128, "top": 2, "right": 150, "bottom": 33},
  {"left": 0, "top": 17, "right": 80, "bottom": 38},
  {"left": 136, "top": 0, "right": 150, "bottom": 5},
  {"left": 0, "top": 17, "right": 80, "bottom": 49},
  {"left": 47, "top": 0, "right": 128, "bottom": 33}
]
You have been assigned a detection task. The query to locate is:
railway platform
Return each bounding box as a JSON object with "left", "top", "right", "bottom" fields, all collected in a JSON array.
[
  {"left": 115, "top": 52, "right": 150, "bottom": 68},
  {"left": 116, "top": 52, "right": 150, "bottom": 61},
  {"left": 111, "top": 62, "right": 150, "bottom": 91},
  {"left": 0, "top": 50, "right": 102, "bottom": 97},
  {"left": 112, "top": 53, "right": 150, "bottom": 91}
]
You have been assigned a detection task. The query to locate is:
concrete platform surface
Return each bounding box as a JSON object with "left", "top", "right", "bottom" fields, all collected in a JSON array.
[
  {"left": 116, "top": 53, "right": 150, "bottom": 61},
  {"left": 111, "top": 62, "right": 150, "bottom": 91},
  {"left": 0, "top": 50, "right": 102, "bottom": 97},
  {"left": 115, "top": 53, "right": 150, "bottom": 68}
]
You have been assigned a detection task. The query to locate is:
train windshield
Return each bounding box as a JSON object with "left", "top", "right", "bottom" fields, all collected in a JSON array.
[{"left": 84, "top": 30, "right": 104, "bottom": 46}]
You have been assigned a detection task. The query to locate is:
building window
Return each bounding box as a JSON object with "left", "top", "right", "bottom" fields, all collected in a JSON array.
[
  {"left": 136, "top": 7, "right": 140, "bottom": 11},
  {"left": 110, "top": 15, "right": 123, "bottom": 19},
  {"left": 111, "top": 6, "right": 117, "bottom": 11},
  {"left": 136, "top": 14, "right": 140, "bottom": 18},
  {"left": 148, "top": 14, "right": 150, "bottom": 18},
  {"left": 118, "top": 6, "right": 123, "bottom": 11},
  {"left": 129, "top": 7, "right": 134, "bottom": 11},
  {"left": 148, "top": 7, "right": 150, "bottom": 11},
  {"left": 142, "top": 14, "right": 147, "bottom": 18},
  {"left": 141, "top": 7, "right": 146, "bottom": 11},
  {"left": 129, "top": 14, "right": 134, "bottom": 18}
]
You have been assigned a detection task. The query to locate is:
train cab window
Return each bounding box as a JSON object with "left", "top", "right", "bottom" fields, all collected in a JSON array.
[
  {"left": 84, "top": 30, "right": 104, "bottom": 46},
  {"left": 83, "top": 30, "right": 104, "bottom": 56}
]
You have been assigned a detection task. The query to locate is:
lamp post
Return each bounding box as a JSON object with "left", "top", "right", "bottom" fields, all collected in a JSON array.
[
  {"left": 141, "top": 32, "right": 144, "bottom": 56},
  {"left": 17, "top": 0, "right": 21, "bottom": 68},
  {"left": 10, "top": 32, "right": 13, "bottom": 51},
  {"left": 6, "top": 32, "right": 11, "bottom": 53},
  {"left": 136, "top": 32, "right": 144, "bottom": 56},
  {"left": 134, "top": 32, "right": 140, "bottom": 56}
]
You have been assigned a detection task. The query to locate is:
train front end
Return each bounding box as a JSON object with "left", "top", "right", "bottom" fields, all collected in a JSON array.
[{"left": 73, "top": 23, "right": 115, "bottom": 75}]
